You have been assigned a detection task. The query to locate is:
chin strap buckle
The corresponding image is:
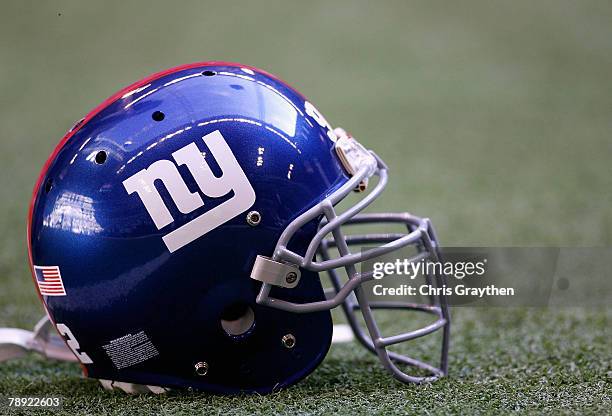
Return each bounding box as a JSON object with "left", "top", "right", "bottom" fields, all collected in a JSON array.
[{"left": 250, "top": 255, "right": 301, "bottom": 288}]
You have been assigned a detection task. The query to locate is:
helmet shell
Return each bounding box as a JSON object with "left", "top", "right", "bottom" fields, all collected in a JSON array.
[{"left": 29, "top": 63, "right": 348, "bottom": 393}]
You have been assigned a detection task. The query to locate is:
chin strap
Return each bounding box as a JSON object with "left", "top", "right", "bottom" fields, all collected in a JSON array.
[
  {"left": 0, "top": 315, "right": 77, "bottom": 363},
  {"left": 98, "top": 379, "right": 169, "bottom": 394},
  {"left": 0, "top": 316, "right": 168, "bottom": 394}
]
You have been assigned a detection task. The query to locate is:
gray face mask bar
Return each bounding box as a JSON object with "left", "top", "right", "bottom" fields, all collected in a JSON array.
[{"left": 251, "top": 132, "right": 450, "bottom": 383}]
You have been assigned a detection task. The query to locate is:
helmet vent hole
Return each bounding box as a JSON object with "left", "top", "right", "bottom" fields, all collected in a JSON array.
[
  {"left": 152, "top": 111, "right": 165, "bottom": 122},
  {"left": 202, "top": 70, "right": 216, "bottom": 77},
  {"left": 44, "top": 178, "right": 53, "bottom": 194},
  {"left": 94, "top": 151, "right": 107, "bottom": 165},
  {"left": 220, "top": 303, "right": 255, "bottom": 337}
]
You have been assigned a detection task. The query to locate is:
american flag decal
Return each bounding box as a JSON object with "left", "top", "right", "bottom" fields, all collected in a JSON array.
[{"left": 34, "top": 265, "right": 67, "bottom": 296}]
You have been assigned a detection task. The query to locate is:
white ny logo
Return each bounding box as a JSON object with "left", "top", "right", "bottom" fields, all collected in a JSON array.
[{"left": 123, "top": 130, "right": 256, "bottom": 252}]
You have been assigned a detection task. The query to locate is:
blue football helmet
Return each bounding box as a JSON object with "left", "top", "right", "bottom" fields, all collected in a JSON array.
[{"left": 0, "top": 62, "right": 449, "bottom": 393}]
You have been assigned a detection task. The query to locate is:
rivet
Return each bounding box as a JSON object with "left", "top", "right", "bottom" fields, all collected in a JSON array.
[
  {"left": 281, "top": 334, "right": 296, "bottom": 349},
  {"left": 285, "top": 272, "right": 298, "bottom": 284},
  {"left": 246, "top": 211, "right": 261, "bottom": 226},
  {"left": 194, "top": 361, "right": 208, "bottom": 376}
]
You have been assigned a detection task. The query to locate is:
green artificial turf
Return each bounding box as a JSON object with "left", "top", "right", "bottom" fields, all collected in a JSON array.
[{"left": 0, "top": 1, "right": 610, "bottom": 414}]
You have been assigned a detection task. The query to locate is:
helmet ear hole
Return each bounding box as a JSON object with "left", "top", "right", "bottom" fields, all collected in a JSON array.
[{"left": 220, "top": 303, "right": 255, "bottom": 337}]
